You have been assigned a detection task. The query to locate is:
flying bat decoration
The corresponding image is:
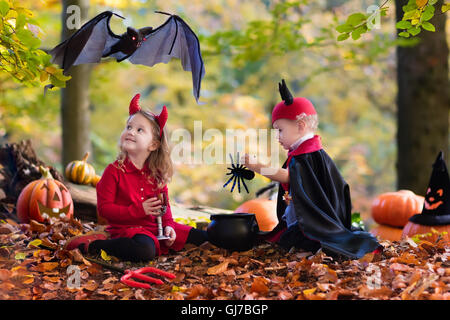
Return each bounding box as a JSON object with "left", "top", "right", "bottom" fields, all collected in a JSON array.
[{"left": 50, "top": 11, "right": 205, "bottom": 102}]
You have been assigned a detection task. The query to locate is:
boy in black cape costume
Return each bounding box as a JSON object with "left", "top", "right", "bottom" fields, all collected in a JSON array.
[{"left": 243, "top": 80, "right": 381, "bottom": 259}]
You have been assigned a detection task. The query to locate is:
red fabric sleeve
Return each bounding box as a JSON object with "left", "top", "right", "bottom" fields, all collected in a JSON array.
[{"left": 96, "top": 164, "right": 146, "bottom": 224}]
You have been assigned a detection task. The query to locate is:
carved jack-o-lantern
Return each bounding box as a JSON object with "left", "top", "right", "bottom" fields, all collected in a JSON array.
[{"left": 16, "top": 166, "right": 74, "bottom": 223}]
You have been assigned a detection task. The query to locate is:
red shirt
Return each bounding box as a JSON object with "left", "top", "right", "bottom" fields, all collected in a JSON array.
[{"left": 96, "top": 156, "right": 191, "bottom": 255}]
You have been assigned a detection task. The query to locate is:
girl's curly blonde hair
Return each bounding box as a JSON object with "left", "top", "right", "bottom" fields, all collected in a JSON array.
[{"left": 117, "top": 109, "right": 173, "bottom": 190}]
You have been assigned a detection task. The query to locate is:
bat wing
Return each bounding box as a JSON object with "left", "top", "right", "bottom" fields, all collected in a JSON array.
[
  {"left": 50, "top": 11, "right": 123, "bottom": 73},
  {"left": 128, "top": 14, "right": 205, "bottom": 103}
]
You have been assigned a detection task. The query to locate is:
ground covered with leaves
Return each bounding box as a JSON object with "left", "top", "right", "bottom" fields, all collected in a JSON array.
[{"left": 0, "top": 217, "right": 449, "bottom": 300}]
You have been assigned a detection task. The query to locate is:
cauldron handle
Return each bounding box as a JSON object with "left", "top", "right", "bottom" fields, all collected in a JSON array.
[
  {"left": 251, "top": 217, "right": 260, "bottom": 234},
  {"left": 250, "top": 217, "right": 272, "bottom": 236},
  {"left": 252, "top": 217, "right": 272, "bottom": 236}
]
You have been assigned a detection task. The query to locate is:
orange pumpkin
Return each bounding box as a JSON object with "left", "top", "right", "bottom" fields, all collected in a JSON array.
[
  {"left": 371, "top": 190, "right": 424, "bottom": 227},
  {"left": 401, "top": 221, "right": 449, "bottom": 243},
  {"left": 65, "top": 152, "right": 96, "bottom": 185},
  {"left": 234, "top": 199, "right": 278, "bottom": 232},
  {"left": 370, "top": 224, "right": 403, "bottom": 242},
  {"left": 16, "top": 166, "right": 74, "bottom": 223}
]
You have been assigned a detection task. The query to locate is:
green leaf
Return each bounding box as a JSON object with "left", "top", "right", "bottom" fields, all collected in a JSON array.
[
  {"left": 399, "top": 31, "right": 411, "bottom": 37},
  {"left": 422, "top": 21, "right": 436, "bottom": 32},
  {"left": 442, "top": 3, "right": 450, "bottom": 13},
  {"left": 100, "top": 249, "right": 111, "bottom": 261},
  {"left": 15, "top": 252, "right": 27, "bottom": 260},
  {"left": 50, "top": 74, "right": 67, "bottom": 88},
  {"left": 336, "top": 23, "right": 353, "bottom": 33},
  {"left": 403, "top": 9, "right": 419, "bottom": 20},
  {"left": 396, "top": 20, "right": 412, "bottom": 29},
  {"left": 346, "top": 13, "right": 366, "bottom": 26},
  {"left": 52, "top": 69, "right": 71, "bottom": 82},
  {"left": 16, "top": 29, "right": 41, "bottom": 49},
  {"left": 337, "top": 33, "right": 350, "bottom": 41},
  {"left": 428, "top": 0, "right": 438, "bottom": 5},
  {"left": 421, "top": 11, "right": 434, "bottom": 21},
  {"left": 351, "top": 25, "right": 367, "bottom": 40},
  {"left": 351, "top": 212, "right": 365, "bottom": 231},
  {"left": 407, "top": 26, "right": 421, "bottom": 36},
  {"left": 421, "top": 5, "right": 435, "bottom": 21},
  {"left": 15, "top": 13, "right": 27, "bottom": 30},
  {"left": 0, "top": 1, "right": 9, "bottom": 17},
  {"left": 28, "top": 239, "right": 43, "bottom": 248}
]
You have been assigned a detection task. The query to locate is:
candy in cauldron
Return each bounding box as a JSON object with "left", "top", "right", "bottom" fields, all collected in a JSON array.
[{"left": 206, "top": 213, "right": 260, "bottom": 252}]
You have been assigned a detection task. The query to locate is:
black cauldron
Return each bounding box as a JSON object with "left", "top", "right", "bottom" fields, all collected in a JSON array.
[{"left": 207, "top": 213, "right": 264, "bottom": 252}]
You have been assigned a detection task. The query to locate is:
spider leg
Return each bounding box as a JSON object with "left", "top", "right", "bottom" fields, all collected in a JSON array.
[
  {"left": 230, "top": 175, "right": 238, "bottom": 192},
  {"left": 223, "top": 174, "right": 235, "bottom": 188},
  {"left": 237, "top": 152, "right": 240, "bottom": 166},
  {"left": 237, "top": 176, "right": 242, "bottom": 193},
  {"left": 241, "top": 177, "right": 250, "bottom": 193},
  {"left": 229, "top": 153, "right": 235, "bottom": 167}
]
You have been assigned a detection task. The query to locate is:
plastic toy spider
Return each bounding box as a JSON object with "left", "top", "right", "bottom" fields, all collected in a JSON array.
[{"left": 223, "top": 153, "right": 255, "bottom": 193}]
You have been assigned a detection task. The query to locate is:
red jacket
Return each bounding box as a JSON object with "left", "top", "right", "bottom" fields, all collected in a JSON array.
[{"left": 96, "top": 157, "right": 192, "bottom": 255}]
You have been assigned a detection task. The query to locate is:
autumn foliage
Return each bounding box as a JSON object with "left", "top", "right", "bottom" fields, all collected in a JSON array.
[{"left": 0, "top": 216, "right": 449, "bottom": 300}]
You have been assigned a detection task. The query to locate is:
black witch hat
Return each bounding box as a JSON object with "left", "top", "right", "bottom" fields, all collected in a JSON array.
[{"left": 409, "top": 151, "right": 450, "bottom": 226}]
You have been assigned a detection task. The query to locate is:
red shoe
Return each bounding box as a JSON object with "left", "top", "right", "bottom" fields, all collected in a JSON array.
[
  {"left": 372, "top": 246, "right": 383, "bottom": 255},
  {"left": 64, "top": 231, "right": 108, "bottom": 252}
]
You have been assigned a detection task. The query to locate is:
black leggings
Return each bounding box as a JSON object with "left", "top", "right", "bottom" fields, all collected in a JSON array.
[{"left": 88, "top": 228, "right": 208, "bottom": 262}]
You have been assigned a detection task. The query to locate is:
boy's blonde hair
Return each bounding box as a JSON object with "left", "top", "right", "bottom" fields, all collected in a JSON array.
[
  {"left": 296, "top": 112, "right": 319, "bottom": 132},
  {"left": 118, "top": 109, "right": 173, "bottom": 189}
]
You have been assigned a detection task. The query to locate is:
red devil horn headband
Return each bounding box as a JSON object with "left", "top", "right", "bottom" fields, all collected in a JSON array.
[{"left": 129, "top": 93, "right": 168, "bottom": 137}]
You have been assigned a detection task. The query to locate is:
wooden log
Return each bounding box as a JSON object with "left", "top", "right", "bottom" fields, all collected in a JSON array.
[{"left": 65, "top": 182, "right": 103, "bottom": 223}]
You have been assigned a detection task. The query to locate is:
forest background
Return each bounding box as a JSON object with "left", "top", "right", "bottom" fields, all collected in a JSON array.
[{"left": 1, "top": 0, "right": 449, "bottom": 224}]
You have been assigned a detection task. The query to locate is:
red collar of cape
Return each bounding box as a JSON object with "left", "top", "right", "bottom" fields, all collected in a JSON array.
[{"left": 281, "top": 135, "right": 323, "bottom": 192}]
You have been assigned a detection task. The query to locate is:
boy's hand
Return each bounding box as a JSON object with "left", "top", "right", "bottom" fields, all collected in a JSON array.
[
  {"left": 241, "top": 153, "right": 259, "bottom": 172},
  {"left": 163, "top": 226, "right": 176, "bottom": 247},
  {"left": 142, "top": 197, "right": 162, "bottom": 216}
]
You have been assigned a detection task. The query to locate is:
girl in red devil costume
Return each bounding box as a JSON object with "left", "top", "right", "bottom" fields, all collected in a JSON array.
[{"left": 65, "top": 94, "right": 208, "bottom": 261}]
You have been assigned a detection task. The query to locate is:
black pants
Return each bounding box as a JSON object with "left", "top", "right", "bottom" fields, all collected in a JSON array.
[
  {"left": 278, "top": 222, "right": 321, "bottom": 253},
  {"left": 88, "top": 228, "right": 208, "bottom": 262}
]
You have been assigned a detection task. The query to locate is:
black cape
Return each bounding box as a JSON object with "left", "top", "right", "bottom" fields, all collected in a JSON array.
[{"left": 272, "top": 149, "right": 380, "bottom": 260}]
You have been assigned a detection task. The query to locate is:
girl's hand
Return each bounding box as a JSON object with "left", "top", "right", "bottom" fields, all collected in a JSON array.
[
  {"left": 163, "top": 226, "right": 176, "bottom": 247},
  {"left": 142, "top": 197, "right": 162, "bottom": 216}
]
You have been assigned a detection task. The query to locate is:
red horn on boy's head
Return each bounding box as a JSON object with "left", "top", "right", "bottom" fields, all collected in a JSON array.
[{"left": 129, "top": 93, "right": 141, "bottom": 115}]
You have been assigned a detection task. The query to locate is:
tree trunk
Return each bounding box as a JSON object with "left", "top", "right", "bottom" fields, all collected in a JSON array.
[
  {"left": 395, "top": 0, "right": 449, "bottom": 194},
  {"left": 60, "top": 0, "right": 93, "bottom": 168}
]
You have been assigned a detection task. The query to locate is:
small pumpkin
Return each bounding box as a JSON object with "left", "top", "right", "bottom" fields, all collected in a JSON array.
[
  {"left": 16, "top": 166, "right": 74, "bottom": 223},
  {"left": 371, "top": 190, "right": 424, "bottom": 227},
  {"left": 91, "top": 174, "right": 101, "bottom": 187},
  {"left": 402, "top": 222, "right": 449, "bottom": 243},
  {"left": 370, "top": 224, "right": 403, "bottom": 242},
  {"left": 65, "top": 152, "right": 96, "bottom": 185},
  {"left": 234, "top": 199, "right": 278, "bottom": 232}
]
